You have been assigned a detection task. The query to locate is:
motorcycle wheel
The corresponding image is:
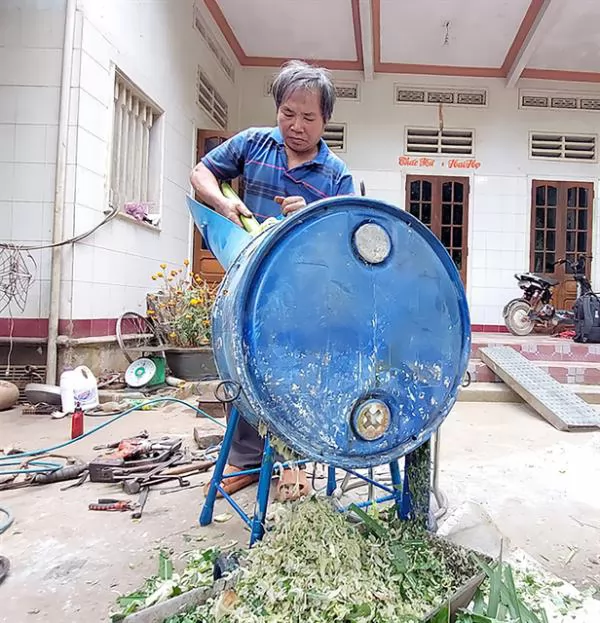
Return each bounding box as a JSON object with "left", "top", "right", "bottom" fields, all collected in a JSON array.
[
  {"left": 504, "top": 300, "right": 535, "bottom": 336},
  {"left": 503, "top": 298, "right": 524, "bottom": 319}
]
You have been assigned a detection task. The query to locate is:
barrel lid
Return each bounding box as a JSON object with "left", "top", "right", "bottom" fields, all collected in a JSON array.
[{"left": 233, "top": 197, "right": 471, "bottom": 468}]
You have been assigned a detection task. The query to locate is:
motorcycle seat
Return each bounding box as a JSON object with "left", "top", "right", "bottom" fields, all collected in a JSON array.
[{"left": 514, "top": 272, "right": 559, "bottom": 287}]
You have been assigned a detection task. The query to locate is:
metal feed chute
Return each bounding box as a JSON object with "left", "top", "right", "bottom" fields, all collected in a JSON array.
[{"left": 188, "top": 194, "right": 471, "bottom": 544}]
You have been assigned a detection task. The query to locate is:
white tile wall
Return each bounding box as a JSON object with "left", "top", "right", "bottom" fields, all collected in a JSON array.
[
  {"left": 75, "top": 126, "right": 108, "bottom": 176},
  {"left": 0, "top": 163, "right": 14, "bottom": 202},
  {"left": 4, "top": 0, "right": 242, "bottom": 326},
  {"left": 39, "top": 279, "right": 51, "bottom": 317},
  {"left": 78, "top": 50, "right": 111, "bottom": 106},
  {"left": 11, "top": 202, "right": 46, "bottom": 241},
  {"left": 74, "top": 164, "right": 106, "bottom": 213},
  {"left": 56, "top": 0, "right": 241, "bottom": 322},
  {"left": 14, "top": 124, "right": 47, "bottom": 163},
  {"left": 19, "top": 6, "right": 67, "bottom": 49},
  {"left": 77, "top": 89, "right": 109, "bottom": 141},
  {"left": 16, "top": 86, "right": 60, "bottom": 124},
  {"left": 0, "top": 48, "right": 63, "bottom": 87},
  {"left": 1, "top": 201, "right": 13, "bottom": 235},
  {"left": 1, "top": 1, "right": 65, "bottom": 322},
  {"left": 0, "top": 86, "right": 17, "bottom": 123},
  {"left": 0, "top": 124, "right": 16, "bottom": 161}
]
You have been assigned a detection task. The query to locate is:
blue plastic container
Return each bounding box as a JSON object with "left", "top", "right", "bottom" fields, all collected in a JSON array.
[{"left": 191, "top": 196, "right": 471, "bottom": 469}]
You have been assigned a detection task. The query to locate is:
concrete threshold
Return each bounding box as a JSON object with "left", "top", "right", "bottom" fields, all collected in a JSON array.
[{"left": 458, "top": 382, "right": 600, "bottom": 404}]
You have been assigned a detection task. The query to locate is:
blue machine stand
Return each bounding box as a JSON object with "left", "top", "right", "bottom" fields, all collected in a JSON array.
[{"left": 200, "top": 407, "right": 431, "bottom": 546}]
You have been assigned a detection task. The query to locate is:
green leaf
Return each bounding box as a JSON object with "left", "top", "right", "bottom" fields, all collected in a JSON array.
[
  {"left": 487, "top": 562, "right": 502, "bottom": 618},
  {"left": 345, "top": 602, "right": 372, "bottom": 620},
  {"left": 390, "top": 543, "right": 409, "bottom": 573},
  {"left": 348, "top": 503, "right": 387, "bottom": 539},
  {"left": 116, "top": 594, "right": 145, "bottom": 607},
  {"left": 429, "top": 603, "right": 450, "bottom": 623},
  {"left": 473, "top": 588, "right": 486, "bottom": 614},
  {"left": 158, "top": 551, "right": 173, "bottom": 581}
]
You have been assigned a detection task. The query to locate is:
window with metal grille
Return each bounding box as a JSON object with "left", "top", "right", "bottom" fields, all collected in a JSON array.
[
  {"left": 197, "top": 70, "right": 228, "bottom": 129},
  {"left": 193, "top": 7, "right": 235, "bottom": 82},
  {"left": 323, "top": 123, "right": 346, "bottom": 152},
  {"left": 264, "top": 77, "right": 360, "bottom": 101},
  {"left": 395, "top": 86, "right": 487, "bottom": 107},
  {"left": 529, "top": 133, "right": 597, "bottom": 161},
  {"left": 520, "top": 90, "right": 600, "bottom": 111},
  {"left": 110, "top": 72, "right": 163, "bottom": 218},
  {"left": 405, "top": 128, "right": 474, "bottom": 156}
]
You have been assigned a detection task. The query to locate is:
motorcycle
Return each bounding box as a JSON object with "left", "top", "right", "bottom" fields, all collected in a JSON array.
[{"left": 503, "top": 255, "right": 592, "bottom": 336}]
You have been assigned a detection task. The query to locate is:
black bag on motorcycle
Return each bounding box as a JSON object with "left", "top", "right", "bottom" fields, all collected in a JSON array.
[{"left": 573, "top": 293, "right": 600, "bottom": 343}]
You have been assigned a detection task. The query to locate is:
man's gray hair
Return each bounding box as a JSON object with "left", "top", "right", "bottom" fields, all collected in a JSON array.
[{"left": 271, "top": 60, "right": 336, "bottom": 123}]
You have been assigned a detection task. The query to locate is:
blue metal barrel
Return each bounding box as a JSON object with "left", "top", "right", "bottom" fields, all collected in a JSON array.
[{"left": 209, "top": 196, "right": 470, "bottom": 469}]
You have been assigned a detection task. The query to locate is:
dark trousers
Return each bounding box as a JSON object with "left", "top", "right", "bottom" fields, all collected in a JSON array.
[
  {"left": 228, "top": 408, "right": 265, "bottom": 469},
  {"left": 226, "top": 404, "right": 286, "bottom": 469}
]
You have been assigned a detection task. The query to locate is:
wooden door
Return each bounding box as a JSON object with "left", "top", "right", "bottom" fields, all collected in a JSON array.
[
  {"left": 530, "top": 180, "right": 594, "bottom": 310},
  {"left": 405, "top": 176, "right": 470, "bottom": 284},
  {"left": 192, "top": 130, "right": 240, "bottom": 285}
]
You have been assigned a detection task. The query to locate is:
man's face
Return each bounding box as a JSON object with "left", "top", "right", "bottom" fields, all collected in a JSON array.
[{"left": 277, "top": 88, "right": 325, "bottom": 155}]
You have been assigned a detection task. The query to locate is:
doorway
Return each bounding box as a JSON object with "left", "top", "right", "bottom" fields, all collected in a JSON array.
[
  {"left": 192, "top": 129, "right": 239, "bottom": 285},
  {"left": 405, "top": 176, "right": 470, "bottom": 284},
  {"left": 530, "top": 180, "right": 594, "bottom": 310}
]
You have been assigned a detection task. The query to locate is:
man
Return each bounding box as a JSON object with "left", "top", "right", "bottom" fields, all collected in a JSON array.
[{"left": 191, "top": 59, "right": 355, "bottom": 500}]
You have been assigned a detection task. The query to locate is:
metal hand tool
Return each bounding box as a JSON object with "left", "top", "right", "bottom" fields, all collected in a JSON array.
[
  {"left": 88, "top": 498, "right": 134, "bottom": 512},
  {"left": 131, "top": 487, "right": 149, "bottom": 519}
]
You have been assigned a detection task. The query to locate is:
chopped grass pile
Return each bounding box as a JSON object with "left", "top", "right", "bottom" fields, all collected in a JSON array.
[
  {"left": 112, "top": 498, "right": 557, "bottom": 623},
  {"left": 165, "top": 498, "right": 480, "bottom": 623}
]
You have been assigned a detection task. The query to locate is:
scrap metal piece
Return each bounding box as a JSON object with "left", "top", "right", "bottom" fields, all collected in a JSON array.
[{"left": 480, "top": 346, "right": 600, "bottom": 431}]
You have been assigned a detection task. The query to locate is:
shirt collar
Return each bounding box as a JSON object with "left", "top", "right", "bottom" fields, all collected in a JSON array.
[{"left": 269, "top": 127, "right": 329, "bottom": 166}]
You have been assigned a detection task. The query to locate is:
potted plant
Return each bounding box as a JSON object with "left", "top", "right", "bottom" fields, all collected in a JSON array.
[{"left": 147, "top": 260, "right": 218, "bottom": 381}]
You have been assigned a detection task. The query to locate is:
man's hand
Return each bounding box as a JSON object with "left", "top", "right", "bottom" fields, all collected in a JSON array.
[
  {"left": 275, "top": 196, "right": 307, "bottom": 216},
  {"left": 190, "top": 162, "right": 252, "bottom": 228},
  {"left": 217, "top": 197, "right": 253, "bottom": 228}
]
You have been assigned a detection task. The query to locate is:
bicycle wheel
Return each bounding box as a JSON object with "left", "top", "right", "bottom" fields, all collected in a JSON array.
[{"left": 115, "top": 311, "right": 163, "bottom": 364}]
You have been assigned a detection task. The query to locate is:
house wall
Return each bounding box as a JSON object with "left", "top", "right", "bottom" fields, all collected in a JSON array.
[
  {"left": 0, "top": 0, "right": 67, "bottom": 332},
  {"left": 237, "top": 69, "right": 600, "bottom": 328},
  {"left": 1, "top": 0, "right": 240, "bottom": 337}
]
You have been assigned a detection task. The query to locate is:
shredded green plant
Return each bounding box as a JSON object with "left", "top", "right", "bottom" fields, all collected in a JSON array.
[
  {"left": 164, "top": 498, "right": 481, "bottom": 623},
  {"left": 110, "top": 548, "right": 219, "bottom": 621},
  {"left": 405, "top": 441, "right": 432, "bottom": 529},
  {"left": 112, "top": 499, "right": 561, "bottom": 623},
  {"left": 257, "top": 420, "right": 300, "bottom": 462}
]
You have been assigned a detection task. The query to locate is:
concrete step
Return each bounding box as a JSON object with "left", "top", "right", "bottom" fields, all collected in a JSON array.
[
  {"left": 458, "top": 382, "right": 600, "bottom": 405},
  {"left": 468, "top": 359, "right": 600, "bottom": 385},
  {"left": 471, "top": 335, "right": 600, "bottom": 363}
]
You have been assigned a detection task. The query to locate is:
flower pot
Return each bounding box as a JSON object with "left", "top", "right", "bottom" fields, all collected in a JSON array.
[{"left": 164, "top": 347, "right": 217, "bottom": 381}]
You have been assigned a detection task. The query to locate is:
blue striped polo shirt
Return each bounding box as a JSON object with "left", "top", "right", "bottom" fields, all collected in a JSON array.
[{"left": 201, "top": 127, "right": 355, "bottom": 222}]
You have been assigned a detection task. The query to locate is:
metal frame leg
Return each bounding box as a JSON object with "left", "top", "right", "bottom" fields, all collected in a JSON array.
[
  {"left": 326, "top": 466, "right": 336, "bottom": 496},
  {"left": 249, "top": 434, "right": 274, "bottom": 546},
  {"left": 199, "top": 406, "right": 240, "bottom": 527},
  {"left": 389, "top": 459, "right": 403, "bottom": 519}
]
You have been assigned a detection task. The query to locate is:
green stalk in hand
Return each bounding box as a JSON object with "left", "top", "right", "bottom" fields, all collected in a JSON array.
[{"left": 221, "top": 183, "right": 260, "bottom": 234}]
